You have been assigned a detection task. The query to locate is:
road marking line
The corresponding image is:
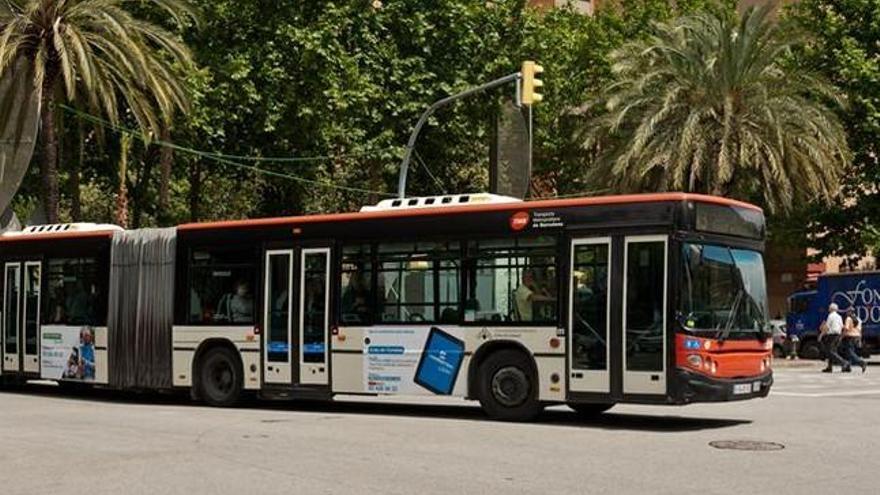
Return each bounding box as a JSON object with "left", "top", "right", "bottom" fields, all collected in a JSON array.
[{"left": 772, "top": 389, "right": 880, "bottom": 397}]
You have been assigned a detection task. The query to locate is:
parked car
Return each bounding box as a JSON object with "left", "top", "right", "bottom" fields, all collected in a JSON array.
[{"left": 769, "top": 319, "right": 787, "bottom": 358}]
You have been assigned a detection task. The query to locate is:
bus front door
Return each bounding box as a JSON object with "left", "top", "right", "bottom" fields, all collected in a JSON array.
[
  {"left": 2, "top": 261, "right": 41, "bottom": 375},
  {"left": 262, "top": 247, "right": 330, "bottom": 388},
  {"left": 568, "top": 236, "right": 668, "bottom": 399}
]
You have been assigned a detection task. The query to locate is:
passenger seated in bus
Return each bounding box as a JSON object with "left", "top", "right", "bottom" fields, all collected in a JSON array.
[
  {"left": 440, "top": 307, "right": 458, "bottom": 324},
  {"left": 227, "top": 280, "right": 253, "bottom": 323},
  {"left": 514, "top": 269, "right": 555, "bottom": 321}
]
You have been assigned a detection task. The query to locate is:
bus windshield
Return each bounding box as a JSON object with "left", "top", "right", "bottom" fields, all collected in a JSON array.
[{"left": 680, "top": 243, "right": 768, "bottom": 338}]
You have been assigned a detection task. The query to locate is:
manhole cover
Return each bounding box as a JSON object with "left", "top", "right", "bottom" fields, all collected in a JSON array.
[{"left": 709, "top": 440, "right": 784, "bottom": 451}]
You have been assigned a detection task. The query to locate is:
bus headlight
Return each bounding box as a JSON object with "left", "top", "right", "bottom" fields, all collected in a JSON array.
[{"left": 687, "top": 354, "right": 702, "bottom": 368}]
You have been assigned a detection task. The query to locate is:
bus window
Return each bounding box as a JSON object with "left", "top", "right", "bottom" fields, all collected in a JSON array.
[
  {"left": 340, "top": 245, "right": 373, "bottom": 324},
  {"left": 465, "top": 237, "right": 558, "bottom": 324},
  {"left": 43, "top": 258, "right": 104, "bottom": 326},
  {"left": 188, "top": 247, "right": 257, "bottom": 325},
  {"left": 376, "top": 241, "right": 460, "bottom": 324}
]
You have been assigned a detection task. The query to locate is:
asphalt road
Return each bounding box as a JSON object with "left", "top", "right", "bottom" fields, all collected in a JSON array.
[{"left": 1, "top": 361, "right": 878, "bottom": 495}]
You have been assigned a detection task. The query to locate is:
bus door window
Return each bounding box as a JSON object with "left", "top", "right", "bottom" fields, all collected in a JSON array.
[
  {"left": 571, "top": 243, "right": 610, "bottom": 371},
  {"left": 465, "top": 236, "right": 558, "bottom": 324},
  {"left": 24, "top": 264, "right": 41, "bottom": 357},
  {"left": 4, "top": 264, "right": 20, "bottom": 355},
  {"left": 188, "top": 248, "right": 257, "bottom": 325},
  {"left": 266, "top": 252, "right": 292, "bottom": 363},
  {"left": 625, "top": 241, "right": 666, "bottom": 372},
  {"left": 302, "top": 252, "right": 328, "bottom": 363}
]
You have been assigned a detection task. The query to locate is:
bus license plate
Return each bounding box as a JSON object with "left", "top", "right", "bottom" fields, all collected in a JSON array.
[{"left": 733, "top": 383, "right": 751, "bottom": 395}]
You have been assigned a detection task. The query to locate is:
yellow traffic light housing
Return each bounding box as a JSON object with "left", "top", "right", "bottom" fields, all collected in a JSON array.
[{"left": 521, "top": 61, "right": 544, "bottom": 106}]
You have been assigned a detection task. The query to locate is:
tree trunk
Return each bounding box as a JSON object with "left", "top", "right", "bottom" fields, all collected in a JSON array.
[
  {"left": 40, "top": 87, "right": 60, "bottom": 224},
  {"left": 70, "top": 118, "right": 83, "bottom": 222},
  {"left": 115, "top": 134, "right": 132, "bottom": 228},
  {"left": 132, "top": 144, "right": 157, "bottom": 229},
  {"left": 189, "top": 159, "right": 201, "bottom": 222},
  {"left": 368, "top": 160, "right": 380, "bottom": 206},
  {"left": 159, "top": 129, "right": 173, "bottom": 213}
]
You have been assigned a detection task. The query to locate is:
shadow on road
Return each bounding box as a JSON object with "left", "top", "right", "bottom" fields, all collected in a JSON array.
[{"left": 1, "top": 382, "right": 750, "bottom": 433}]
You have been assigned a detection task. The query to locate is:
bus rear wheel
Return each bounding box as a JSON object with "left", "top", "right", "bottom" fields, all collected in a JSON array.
[
  {"left": 198, "top": 347, "right": 243, "bottom": 407},
  {"left": 477, "top": 349, "right": 542, "bottom": 422},
  {"left": 568, "top": 402, "right": 615, "bottom": 416}
]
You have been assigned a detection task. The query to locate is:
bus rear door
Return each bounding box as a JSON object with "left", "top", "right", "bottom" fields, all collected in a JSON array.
[{"left": 262, "top": 246, "right": 331, "bottom": 389}]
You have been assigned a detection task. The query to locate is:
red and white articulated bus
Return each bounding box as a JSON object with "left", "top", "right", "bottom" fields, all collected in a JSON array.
[{"left": 0, "top": 192, "right": 772, "bottom": 421}]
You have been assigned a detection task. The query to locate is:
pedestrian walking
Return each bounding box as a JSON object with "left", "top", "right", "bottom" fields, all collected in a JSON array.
[
  {"left": 820, "top": 303, "right": 850, "bottom": 373},
  {"left": 842, "top": 308, "right": 868, "bottom": 373}
]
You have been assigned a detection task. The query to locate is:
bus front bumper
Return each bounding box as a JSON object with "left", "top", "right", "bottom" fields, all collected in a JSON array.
[{"left": 674, "top": 368, "right": 773, "bottom": 403}]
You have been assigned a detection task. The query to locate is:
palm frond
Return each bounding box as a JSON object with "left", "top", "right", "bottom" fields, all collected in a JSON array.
[
  {"left": 583, "top": 4, "right": 849, "bottom": 212},
  {"left": 0, "top": 0, "right": 196, "bottom": 137}
]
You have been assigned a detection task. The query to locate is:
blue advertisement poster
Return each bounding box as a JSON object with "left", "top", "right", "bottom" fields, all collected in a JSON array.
[{"left": 414, "top": 327, "right": 465, "bottom": 395}]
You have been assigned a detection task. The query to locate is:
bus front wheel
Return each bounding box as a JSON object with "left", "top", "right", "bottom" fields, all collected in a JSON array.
[
  {"left": 198, "top": 346, "right": 243, "bottom": 407},
  {"left": 477, "top": 349, "right": 542, "bottom": 422}
]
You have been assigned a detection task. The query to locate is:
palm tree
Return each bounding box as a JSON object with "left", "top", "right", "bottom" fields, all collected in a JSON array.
[
  {"left": 0, "top": 0, "right": 197, "bottom": 223},
  {"left": 583, "top": 5, "right": 849, "bottom": 212}
]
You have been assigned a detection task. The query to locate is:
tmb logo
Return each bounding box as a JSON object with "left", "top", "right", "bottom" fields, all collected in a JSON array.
[{"left": 509, "top": 211, "right": 530, "bottom": 231}]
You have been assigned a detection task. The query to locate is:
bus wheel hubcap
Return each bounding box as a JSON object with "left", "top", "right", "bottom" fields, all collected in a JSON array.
[
  {"left": 210, "top": 362, "right": 233, "bottom": 394},
  {"left": 491, "top": 366, "right": 528, "bottom": 407}
]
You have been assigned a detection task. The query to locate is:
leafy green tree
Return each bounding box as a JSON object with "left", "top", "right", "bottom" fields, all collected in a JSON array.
[
  {"left": 786, "top": 0, "right": 880, "bottom": 261},
  {"left": 0, "top": 0, "right": 197, "bottom": 223},
  {"left": 179, "top": 0, "right": 531, "bottom": 219},
  {"left": 7, "top": 0, "right": 767, "bottom": 227},
  {"left": 583, "top": 4, "right": 849, "bottom": 212},
  {"left": 523, "top": 0, "right": 731, "bottom": 196}
]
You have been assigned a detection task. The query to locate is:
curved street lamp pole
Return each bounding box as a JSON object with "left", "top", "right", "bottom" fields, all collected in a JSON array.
[{"left": 397, "top": 71, "right": 522, "bottom": 199}]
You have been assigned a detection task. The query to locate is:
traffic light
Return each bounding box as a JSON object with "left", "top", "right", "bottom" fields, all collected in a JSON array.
[{"left": 520, "top": 61, "right": 544, "bottom": 106}]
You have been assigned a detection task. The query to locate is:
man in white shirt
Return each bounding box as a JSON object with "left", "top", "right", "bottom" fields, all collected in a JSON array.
[
  {"left": 820, "top": 303, "right": 851, "bottom": 373},
  {"left": 514, "top": 269, "right": 554, "bottom": 321}
]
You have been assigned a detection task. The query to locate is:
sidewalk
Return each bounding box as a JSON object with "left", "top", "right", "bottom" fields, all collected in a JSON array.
[
  {"left": 772, "top": 356, "right": 879, "bottom": 369},
  {"left": 771, "top": 358, "right": 823, "bottom": 369}
]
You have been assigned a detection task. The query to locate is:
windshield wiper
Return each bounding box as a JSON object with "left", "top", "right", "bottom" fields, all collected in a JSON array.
[{"left": 717, "top": 288, "right": 744, "bottom": 343}]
